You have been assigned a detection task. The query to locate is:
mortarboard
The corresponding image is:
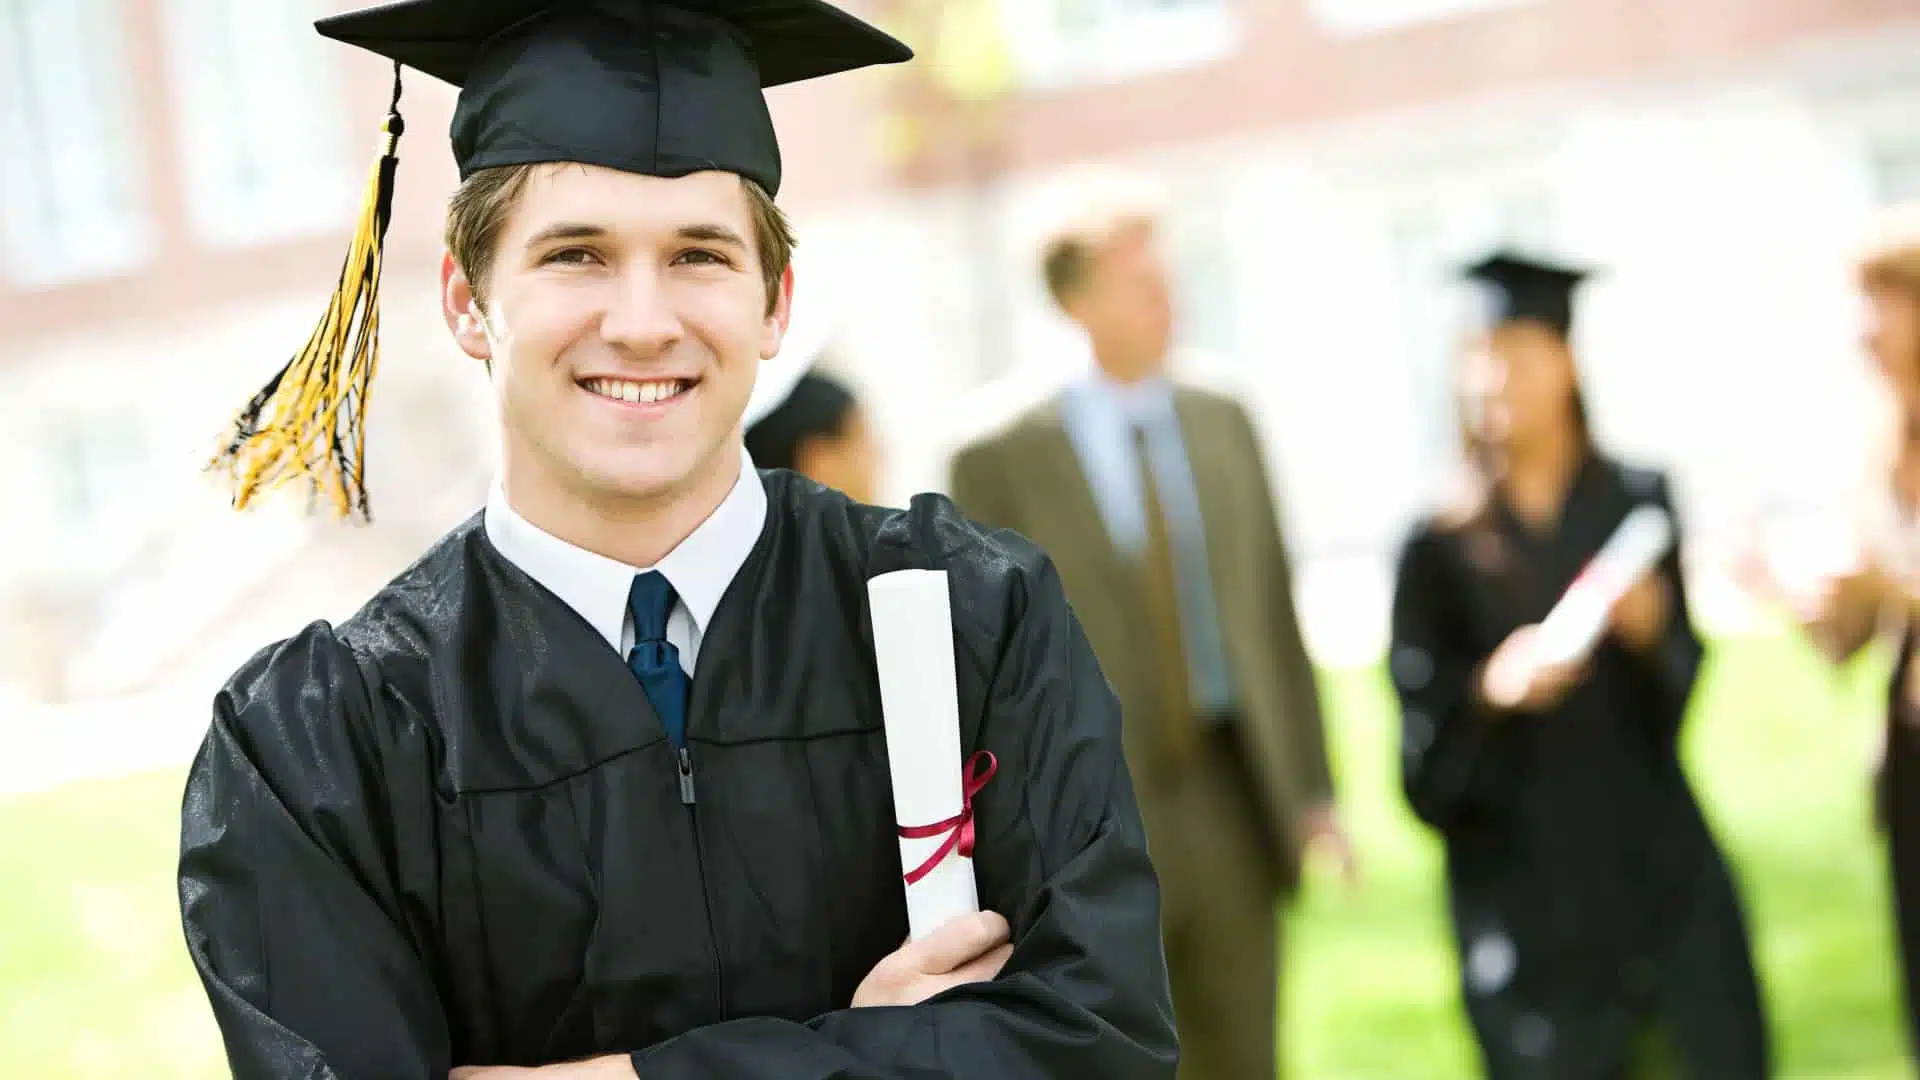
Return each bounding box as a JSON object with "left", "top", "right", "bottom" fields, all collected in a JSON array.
[
  {"left": 210, "top": 0, "right": 911, "bottom": 519},
  {"left": 1462, "top": 250, "right": 1591, "bottom": 340}
]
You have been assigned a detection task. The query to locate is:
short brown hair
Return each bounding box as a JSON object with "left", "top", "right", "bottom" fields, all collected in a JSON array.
[
  {"left": 444, "top": 164, "right": 795, "bottom": 312},
  {"left": 1035, "top": 167, "right": 1167, "bottom": 309},
  {"left": 1861, "top": 201, "right": 1920, "bottom": 298}
]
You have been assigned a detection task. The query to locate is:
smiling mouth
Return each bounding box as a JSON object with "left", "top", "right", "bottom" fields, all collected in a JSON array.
[{"left": 580, "top": 376, "right": 696, "bottom": 405}]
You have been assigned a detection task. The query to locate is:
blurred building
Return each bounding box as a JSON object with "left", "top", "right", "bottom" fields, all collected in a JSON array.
[
  {"left": 846, "top": 0, "right": 1920, "bottom": 660},
  {"left": 0, "top": 0, "right": 899, "bottom": 715},
  {"left": 2, "top": 0, "right": 1918, "bottom": 723}
]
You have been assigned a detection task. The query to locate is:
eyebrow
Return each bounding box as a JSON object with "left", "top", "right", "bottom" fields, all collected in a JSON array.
[
  {"left": 524, "top": 223, "right": 608, "bottom": 249},
  {"left": 677, "top": 223, "right": 748, "bottom": 248},
  {"left": 522, "top": 222, "right": 749, "bottom": 249}
]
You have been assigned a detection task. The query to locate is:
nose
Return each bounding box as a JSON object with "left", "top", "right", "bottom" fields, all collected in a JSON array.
[{"left": 599, "top": 265, "right": 684, "bottom": 359}]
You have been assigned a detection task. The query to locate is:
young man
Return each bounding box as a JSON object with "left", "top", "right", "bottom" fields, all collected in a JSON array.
[
  {"left": 948, "top": 170, "right": 1351, "bottom": 1080},
  {"left": 176, "top": 4, "right": 1176, "bottom": 1079}
]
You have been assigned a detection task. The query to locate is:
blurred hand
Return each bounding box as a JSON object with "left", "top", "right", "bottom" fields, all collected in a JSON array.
[
  {"left": 1299, "top": 803, "right": 1360, "bottom": 890},
  {"left": 1808, "top": 568, "right": 1898, "bottom": 658},
  {"left": 1740, "top": 539, "right": 1891, "bottom": 662},
  {"left": 451, "top": 1056, "right": 634, "bottom": 1079},
  {"left": 1607, "top": 572, "right": 1670, "bottom": 652},
  {"left": 1480, "top": 625, "right": 1586, "bottom": 714},
  {"left": 853, "top": 911, "right": 1013, "bottom": 1009}
]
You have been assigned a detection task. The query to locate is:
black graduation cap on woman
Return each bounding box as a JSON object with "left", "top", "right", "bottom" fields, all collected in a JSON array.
[
  {"left": 209, "top": 0, "right": 910, "bottom": 519},
  {"left": 1462, "top": 250, "right": 1593, "bottom": 340}
]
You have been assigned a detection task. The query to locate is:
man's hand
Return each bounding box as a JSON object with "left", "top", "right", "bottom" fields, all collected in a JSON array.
[
  {"left": 1607, "top": 572, "right": 1671, "bottom": 653},
  {"left": 1298, "top": 803, "right": 1359, "bottom": 889},
  {"left": 853, "top": 911, "right": 1014, "bottom": 1009},
  {"left": 1480, "top": 625, "right": 1587, "bottom": 714},
  {"left": 451, "top": 1055, "right": 635, "bottom": 1079},
  {"left": 448, "top": 915, "right": 1015, "bottom": 1078}
]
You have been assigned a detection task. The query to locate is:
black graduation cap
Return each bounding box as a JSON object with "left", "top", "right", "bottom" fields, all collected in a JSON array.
[
  {"left": 319, "top": 0, "right": 912, "bottom": 193},
  {"left": 209, "top": 0, "right": 910, "bottom": 520},
  {"left": 1462, "top": 251, "right": 1592, "bottom": 339}
]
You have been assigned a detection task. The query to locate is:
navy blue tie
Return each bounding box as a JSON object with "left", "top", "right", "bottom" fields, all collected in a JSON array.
[{"left": 627, "top": 571, "right": 690, "bottom": 750}]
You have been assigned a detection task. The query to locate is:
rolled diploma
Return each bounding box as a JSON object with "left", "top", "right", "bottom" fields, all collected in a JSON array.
[
  {"left": 1531, "top": 505, "right": 1674, "bottom": 667},
  {"left": 868, "top": 569, "right": 979, "bottom": 941}
]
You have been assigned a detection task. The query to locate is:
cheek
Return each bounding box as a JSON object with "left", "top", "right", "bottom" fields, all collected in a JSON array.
[
  {"left": 1895, "top": 311, "right": 1920, "bottom": 368},
  {"left": 1501, "top": 369, "right": 1544, "bottom": 416},
  {"left": 685, "top": 285, "right": 774, "bottom": 358},
  {"left": 494, "top": 289, "right": 601, "bottom": 369}
]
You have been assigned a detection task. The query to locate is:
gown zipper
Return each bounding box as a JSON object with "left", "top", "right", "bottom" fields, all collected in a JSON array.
[{"left": 673, "top": 729, "right": 726, "bottom": 1020}]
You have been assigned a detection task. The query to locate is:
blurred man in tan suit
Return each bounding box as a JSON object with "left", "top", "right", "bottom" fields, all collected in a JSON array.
[{"left": 948, "top": 172, "right": 1351, "bottom": 1080}]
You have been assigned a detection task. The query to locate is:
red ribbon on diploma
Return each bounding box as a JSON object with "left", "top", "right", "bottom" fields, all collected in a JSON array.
[{"left": 898, "top": 751, "right": 998, "bottom": 886}]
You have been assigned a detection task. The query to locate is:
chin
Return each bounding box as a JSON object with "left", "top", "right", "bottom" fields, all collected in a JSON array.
[{"left": 580, "top": 443, "right": 732, "bottom": 505}]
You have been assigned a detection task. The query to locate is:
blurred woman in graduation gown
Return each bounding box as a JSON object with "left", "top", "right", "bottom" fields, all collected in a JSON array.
[
  {"left": 1389, "top": 253, "right": 1769, "bottom": 1080},
  {"left": 745, "top": 366, "right": 882, "bottom": 504},
  {"left": 1745, "top": 204, "right": 1920, "bottom": 1057}
]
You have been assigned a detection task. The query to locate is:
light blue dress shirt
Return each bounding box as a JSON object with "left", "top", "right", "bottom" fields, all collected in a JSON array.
[{"left": 1060, "top": 373, "right": 1236, "bottom": 713}]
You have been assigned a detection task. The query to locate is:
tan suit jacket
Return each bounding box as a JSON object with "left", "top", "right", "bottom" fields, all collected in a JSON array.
[{"left": 949, "top": 383, "right": 1333, "bottom": 888}]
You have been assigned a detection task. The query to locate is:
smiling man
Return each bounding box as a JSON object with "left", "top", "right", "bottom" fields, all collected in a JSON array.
[{"left": 174, "top": 3, "right": 1176, "bottom": 1079}]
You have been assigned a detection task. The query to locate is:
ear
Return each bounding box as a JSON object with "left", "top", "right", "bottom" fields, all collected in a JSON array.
[
  {"left": 442, "top": 250, "right": 494, "bottom": 363},
  {"left": 760, "top": 263, "right": 796, "bottom": 361}
]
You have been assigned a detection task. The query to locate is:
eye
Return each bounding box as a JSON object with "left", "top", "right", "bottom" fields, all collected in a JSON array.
[
  {"left": 674, "top": 249, "right": 731, "bottom": 267},
  {"left": 542, "top": 247, "right": 601, "bottom": 267}
]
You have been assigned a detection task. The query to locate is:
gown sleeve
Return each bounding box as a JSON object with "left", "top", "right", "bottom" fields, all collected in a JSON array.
[
  {"left": 1611, "top": 474, "right": 1704, "bottom": 742},
  {"left": 1390, "top": 524, "right": 1520, "bottom": 832},
  {"left": 178, "top": 624, "right": 452, "bottom": 1080},
  {"left": 629, "top": 553, "right": 1178, "bottom": 1080}
]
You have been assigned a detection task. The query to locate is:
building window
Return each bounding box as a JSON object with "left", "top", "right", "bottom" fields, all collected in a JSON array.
[
  {"left": 1309, "top": 0, "right": 1539, "bottom": 37},
  {"left": 998, "top": 0, "right": 1237, "bottom": 90},
  {"left": 0, "top": 0, "right": 150, "bottom": 286},
  {"left": 46, "top": 415, "right": 148, "bottom": 537},
  {"left": 163, "top": 0, "right": 351, "bottom": 246},
  {"left": 1872, "top": 144, "right": 1920, "bottom": 207}
]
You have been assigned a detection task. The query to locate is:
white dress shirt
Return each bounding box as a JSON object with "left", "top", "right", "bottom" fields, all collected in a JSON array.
[{"left": 482, "top": 450, "right": 769, "bottom": 675}]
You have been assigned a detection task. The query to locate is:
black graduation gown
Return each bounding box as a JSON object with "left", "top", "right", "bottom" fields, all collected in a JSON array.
[
  {"left": 1388, "top": 458, "right": 1769, "bottom": 1080},
  {"left": 1881, "top": 625, "right": 1920, "bottom": 1059},
  {"left": 176, "top": 471, "right": 1177, "bottom": 1080}
]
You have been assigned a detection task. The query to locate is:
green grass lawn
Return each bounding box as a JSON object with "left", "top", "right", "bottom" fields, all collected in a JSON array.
[
  {"left": 1290, "top": 630, "right": 1910, "bottom": 1079},
  {"left": 0, "top": 630, "right": 1910, "bottom": 1078}
]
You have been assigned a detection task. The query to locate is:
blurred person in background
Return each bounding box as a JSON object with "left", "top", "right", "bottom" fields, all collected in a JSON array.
[
  {"left": 948, "top": 167, "right": 1352, "bottom": 1080},
  {"left": 1742, "top": 202, "right": 1920, "bottom": 1060},
  {"left": 744, "top": 363, "right": 881, "bottom": 505},
  {"left": 173, "top": 4, "right": 1180, "bottom": 1079},
  {"left": 1389, "top": 252, "right": 1770, "bottom": 1080}
]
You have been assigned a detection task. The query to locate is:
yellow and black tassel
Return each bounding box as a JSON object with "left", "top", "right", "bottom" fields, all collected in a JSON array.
[{"left": 210, "top": 63, "right": 406, "bottom": 521}]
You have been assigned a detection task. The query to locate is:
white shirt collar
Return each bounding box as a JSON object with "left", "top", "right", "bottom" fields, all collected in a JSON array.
[{"left": 483, "top": 450, "right": 769, "bottom": 656}]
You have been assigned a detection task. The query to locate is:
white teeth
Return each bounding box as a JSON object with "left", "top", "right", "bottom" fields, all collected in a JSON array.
[{"left": 587, "top": 378, "right": 683, "bottom": 404}]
